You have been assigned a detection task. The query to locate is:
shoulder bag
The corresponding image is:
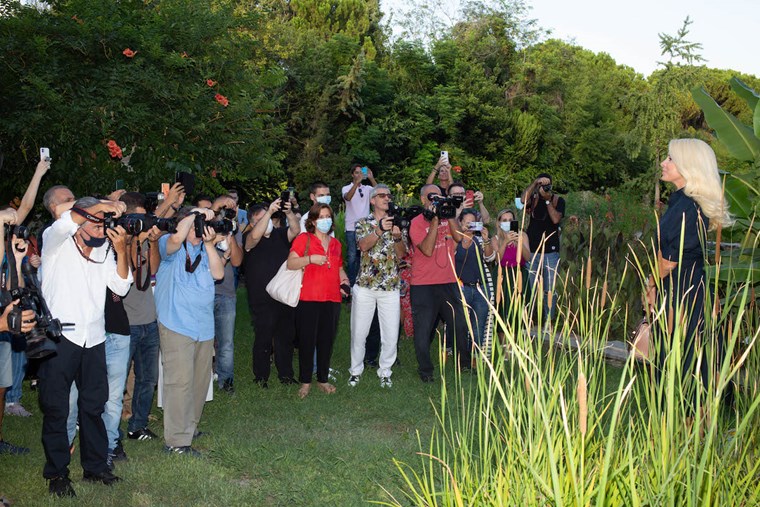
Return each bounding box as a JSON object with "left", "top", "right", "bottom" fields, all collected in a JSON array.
[{"left": 266, "top": 235, "right": 310, "bottom": 307}]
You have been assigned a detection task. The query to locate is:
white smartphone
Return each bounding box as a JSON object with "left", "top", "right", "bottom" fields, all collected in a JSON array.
[
  {"left": 40, "top": 147, "right": 51, "bottom": 161},
  {"left": 440, "top": 150, "right": 449, "bottom": 164}
]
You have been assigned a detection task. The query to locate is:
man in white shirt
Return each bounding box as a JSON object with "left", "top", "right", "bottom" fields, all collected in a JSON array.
[
  {"left": 38, "top": 197, "right": 132, "bottom": 497},
  {"left": 342, "top": 164, "right": 377, "bottom": 285}
]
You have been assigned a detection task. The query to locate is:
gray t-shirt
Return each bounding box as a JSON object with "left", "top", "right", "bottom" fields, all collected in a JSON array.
[
  {"left": 214, "top": 249, "right": 237, "bottom": 298},
  {"left": 122, "top": 240, "right": 158, "bottom": 326}
]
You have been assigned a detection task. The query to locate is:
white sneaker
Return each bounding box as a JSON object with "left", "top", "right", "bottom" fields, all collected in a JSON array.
[
  {"left": 380, "top": 377, "right": 392, "bottom": 388},
  {"left": 328, "top": 368, "right": 339, "bottom": 383},
  {"left": 348, "top": 375, "right": 360, "bottom": 387},
  {"left": 5, "top": 403, "right": 32, "bottom": 417}
]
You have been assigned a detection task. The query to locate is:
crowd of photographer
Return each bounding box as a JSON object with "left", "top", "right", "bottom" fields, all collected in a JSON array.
[{"left": 0, "top": 148, "right": 572, "bottom": 497}]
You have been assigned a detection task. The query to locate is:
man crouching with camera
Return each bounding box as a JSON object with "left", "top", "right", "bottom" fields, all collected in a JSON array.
[
  {"left": 154, "top": 207, "right": 224, "bottom": 457},
  {"left": 409, "top": 185, "right": 471, "bottom": 383},
  {"left": 39, "top": 197, "right": 132, "bottom": 497}
]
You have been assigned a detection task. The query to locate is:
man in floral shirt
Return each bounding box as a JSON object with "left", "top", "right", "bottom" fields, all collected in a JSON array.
[{"left": 347, "top": 184, "right": 406, "bottom": 388}]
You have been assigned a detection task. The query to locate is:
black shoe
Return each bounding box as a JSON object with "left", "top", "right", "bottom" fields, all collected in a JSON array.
[
  {"left": 221, "top": 378, "right": 235, "bottom": 393},
  {"left": 106, "top": 453, "right": 115, "bottom": 472},
  {"left": 48, "top": 476, "right": 76, "bottom": 497},
  {"left": 0, "top": 439, "right": 30, "bottom": 455},
  {"left": 253, "top": 378, "right": 268, "bottom": 389},
  {"left": 279, "top": 377, "right": 298, "bottom": 385},
  {"left": 128, "top": 427, "right": 158, "bottom": 441},
  {"left": 420, "top": 375, "right": 435, "bottom": 383},
  {"left": 192, "top": 430, "right": 208, "bottom": 440},
  {"left": 112, "top": 440, "right": 128, "bottom": 461},
  {"left": 83, "top": 470, "right": 121, "bottom": 486}
]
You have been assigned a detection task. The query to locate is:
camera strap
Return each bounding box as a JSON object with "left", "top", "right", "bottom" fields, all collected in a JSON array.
[
  {"left": 71, "top": 207, "right": 105, "bottom": 223},
  {"left": 5, "top": 234, "right": 19, "bottom": 290},
  {"left": 135, "top": 240, "right": 151, "bottom": 291},
  {"left": 183, "top": 240, "right": 202, "bottom": 273}
]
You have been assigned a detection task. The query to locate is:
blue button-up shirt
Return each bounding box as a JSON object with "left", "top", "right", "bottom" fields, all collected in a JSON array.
[{"left": 154, "top": 235, "right": 215, "bottom": 341}]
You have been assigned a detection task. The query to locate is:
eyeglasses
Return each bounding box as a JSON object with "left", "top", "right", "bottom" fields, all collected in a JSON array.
[
  {"left": 374, "top": 193, "right": 392, "bottom": 199},
  {"left": 449, "top": 191, "right": 466, "bottom": 197}
]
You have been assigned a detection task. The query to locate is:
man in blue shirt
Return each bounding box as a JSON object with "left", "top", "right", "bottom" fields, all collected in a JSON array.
[{"left": 154, "top": 207, "right": 224, "bottom": 456}]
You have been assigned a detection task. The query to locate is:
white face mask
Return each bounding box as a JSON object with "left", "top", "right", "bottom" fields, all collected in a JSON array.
[
  {"left": 265, "top": 218, "right": 274, "bottom": 235},
  {"left": 514, "top": 197, "right": 524, "bottom": 211},
  {"left": 217, "top": 239, "right": 229, "bottom": 252},
  {"left": 316, "top": 195, "right": 331, "bottom": 205},
  {"left": 499, "top": 221, "right": 511, "bottom": 232}
]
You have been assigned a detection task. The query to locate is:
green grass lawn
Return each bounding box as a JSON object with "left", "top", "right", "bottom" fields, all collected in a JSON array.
[{"left": 0, "top": 289, "right": 449, "bottom": 506}]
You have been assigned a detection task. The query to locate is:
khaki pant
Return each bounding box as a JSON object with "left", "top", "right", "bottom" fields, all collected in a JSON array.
[{"left": 158, "top": 323, "right": 213, "bottom": 447}]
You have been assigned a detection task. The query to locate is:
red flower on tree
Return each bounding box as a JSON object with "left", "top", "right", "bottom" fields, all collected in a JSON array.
[
  {"left": 107, "top": 140, "right": 123, "bottom": 159},
  {"left": 214, "top": 93, "right": 229, "bottom": 107},
  {"left": 71, "top": 15, "right": 84, "bottom": 25},
  {"left": 180, "top": 51, "right": 189, "bottom": 58},
  {"left": 452, "top": 165, "right": 462, "bottom": 173},
  {"left": 122, "top": 48, "right": 137, "bottom": 58},
  {"left": 206, "top": 79, "right": 217, "bottom": 87}
]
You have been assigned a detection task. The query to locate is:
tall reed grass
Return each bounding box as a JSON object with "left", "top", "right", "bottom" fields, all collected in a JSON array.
[{"left": 381, "top": 221, "right": 760, "bottom": 506}]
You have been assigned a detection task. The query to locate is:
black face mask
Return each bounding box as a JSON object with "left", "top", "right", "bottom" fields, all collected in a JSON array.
[{"left": 83, "top": 236, "right": 107, "bottom": 248}]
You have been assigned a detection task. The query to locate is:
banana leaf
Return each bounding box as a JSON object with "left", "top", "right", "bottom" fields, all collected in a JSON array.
[
  {"left": 729, "top": 76, "right": 760, "bottom": 113},
  {"left": 692, "top": 86, "right": 760, "bottom": 162},
  {"left": 723, "top": 173, "right": 759, "bottom": 220}
]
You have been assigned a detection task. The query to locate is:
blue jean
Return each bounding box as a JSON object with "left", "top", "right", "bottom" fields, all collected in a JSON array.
[
  {"left": 67, "top": 333, "right": 130, "bottom": 451},
  {"left": 6, "top": 349, "right": 27, "bottom": 404},
  {"left": 127, "top": 322, "right": 160, "bottom": 432},
  {"left": 461, "top": 284, "right": 490, "bottom": 348},
  {"left": 528, "top": 251, "right": 561, "bottom": 321},
  {"left": 214, "top": 294, "right": 237, "bottom": 387},
  {"left": 345, "top": 230, "right": 359, "bottom": 286}
]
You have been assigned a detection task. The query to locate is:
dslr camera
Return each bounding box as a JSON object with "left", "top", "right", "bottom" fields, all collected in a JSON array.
[
  {"left": 425, "top": 194, "right": 463, "bottom": 220},
  {"left": 193, "top": 212, "right": 237, "bottom": 238},
  {"left": 0, "top": 265, "right": 66, "bottom": 359},
  {"left": 387, "top": 202, "right": 423, "bottom": 229},
  {"left": 3, "top": 224, "right": 29, "bottom": 241},
  {"left": 103, "top": 213, "right": 178, "bottom": 235}
]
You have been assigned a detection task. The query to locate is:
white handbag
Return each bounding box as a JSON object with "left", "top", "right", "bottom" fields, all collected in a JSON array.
[{"left": 265, "top": 236, "right": 310, "bottom": 307}]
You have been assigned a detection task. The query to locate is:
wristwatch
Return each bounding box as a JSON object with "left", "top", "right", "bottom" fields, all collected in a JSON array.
[{"left": 545, "top": 200, "right": 551, "bottom": 206}]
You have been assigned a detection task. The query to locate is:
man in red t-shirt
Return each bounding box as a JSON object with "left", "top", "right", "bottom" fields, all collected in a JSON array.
[{"left": 409, "top": 185, "right": 471, "bottom": 382}]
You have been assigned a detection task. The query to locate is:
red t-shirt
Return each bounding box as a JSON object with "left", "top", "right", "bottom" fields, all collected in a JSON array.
[
  {"left": 409, "top": 214, "right": 457, "bottom": 286},
  {"left": 291, "top": 233, "right": 343, "bottom": 303}
]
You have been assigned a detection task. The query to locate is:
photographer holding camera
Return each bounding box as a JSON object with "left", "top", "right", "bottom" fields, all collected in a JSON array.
[
  {"left": 347, "top": 185, "right": 406, "bottom": 389},
  {"left": 154, "top": 206, "right": 224, "bottom": 457},
  {"left": 38, "top": 197, "right": 132, "bottom": 497},
  {"left": 522, "top": 173, "right": 565, "bottom": 322},
  {"left": 409, "top": 185, "right": 471, "bottom": 383},
  {"left": 0, "top": 208, "right": 36, "bottom": 456}
]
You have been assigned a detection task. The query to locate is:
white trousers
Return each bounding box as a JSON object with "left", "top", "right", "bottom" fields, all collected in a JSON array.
[{"left": 349, "top": 285, "right": 400, "bottom": 378}]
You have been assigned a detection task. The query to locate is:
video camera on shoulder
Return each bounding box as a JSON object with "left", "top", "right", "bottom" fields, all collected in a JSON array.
[
  {"left": 387, "top": 202, "right": 424, "bottom": 229},
  {"left": 0, "top": 265, "right": 68, "bottom": 359},
  {"left": 426, "top": 194, "right": 463, "bottom": 220},
  {"left": 103, "top": 213, "right": 178, "bottom": 235}
]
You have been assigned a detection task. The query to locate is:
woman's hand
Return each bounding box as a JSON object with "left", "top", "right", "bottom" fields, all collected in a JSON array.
[{"left": 309, "top": 254, "right": 327, "bottom": 266}]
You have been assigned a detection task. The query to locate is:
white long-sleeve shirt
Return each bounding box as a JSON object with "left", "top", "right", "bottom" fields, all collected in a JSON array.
[{"left": 40, "top": 211, "right": 133, "bottom": 348}]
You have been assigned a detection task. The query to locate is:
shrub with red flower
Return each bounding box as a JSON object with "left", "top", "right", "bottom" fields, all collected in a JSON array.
[
  {"left": 214, "top": 93, "right": 229, "bottom": 107},
  {"left": 122, "top": 48, "right": 136, "bottom": 58},
  {"left": 206, "top": 79, "right": 217, "bottom": 87},
  {"left": 452, "top": 165, "right": 462, "bottom": 173},
  {"left": 180, "top": 51, "right": 189, "bottom": 58},
  {"left": 107, "top": 140, "right": 123, "bottom": 159}
]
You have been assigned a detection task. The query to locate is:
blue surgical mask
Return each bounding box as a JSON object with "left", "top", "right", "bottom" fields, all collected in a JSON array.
[
  {"left": 316, "top": 195, "right": 331, "bottom": 205},
  {"left": 514, "top": 197, "right": 524, "bottom": 211},
  {"left": 499, "top": 221, "right": 511, "bottom": 232},
  {"left": 316, "top": 218, "right": 332, "bottom": 233}
]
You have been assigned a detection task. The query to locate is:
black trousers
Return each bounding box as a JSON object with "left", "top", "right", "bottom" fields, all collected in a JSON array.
[
  {"left": 38, "top": 336, "right": 108, "bottom": 478},
  {"left": 410, "top": 283, "right": 471, "bottom": 377},
  {"left": 295, "top": 301, "right": 340, "bottom": 384},
  {"left": 250, "top": 295, "right": 296, "bottom": 381},
  {"left": 363, "top": 309, "right": 381, "bottom": 363}
]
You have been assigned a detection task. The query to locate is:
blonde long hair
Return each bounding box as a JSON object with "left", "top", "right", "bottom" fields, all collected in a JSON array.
[{"left": 668, "top": 138, "right": 733, "bottom": 231}]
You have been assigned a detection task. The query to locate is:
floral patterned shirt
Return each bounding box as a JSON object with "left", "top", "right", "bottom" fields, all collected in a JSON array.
[{"left": 355, "top": 214, "right": 402, "bottom": 291}]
